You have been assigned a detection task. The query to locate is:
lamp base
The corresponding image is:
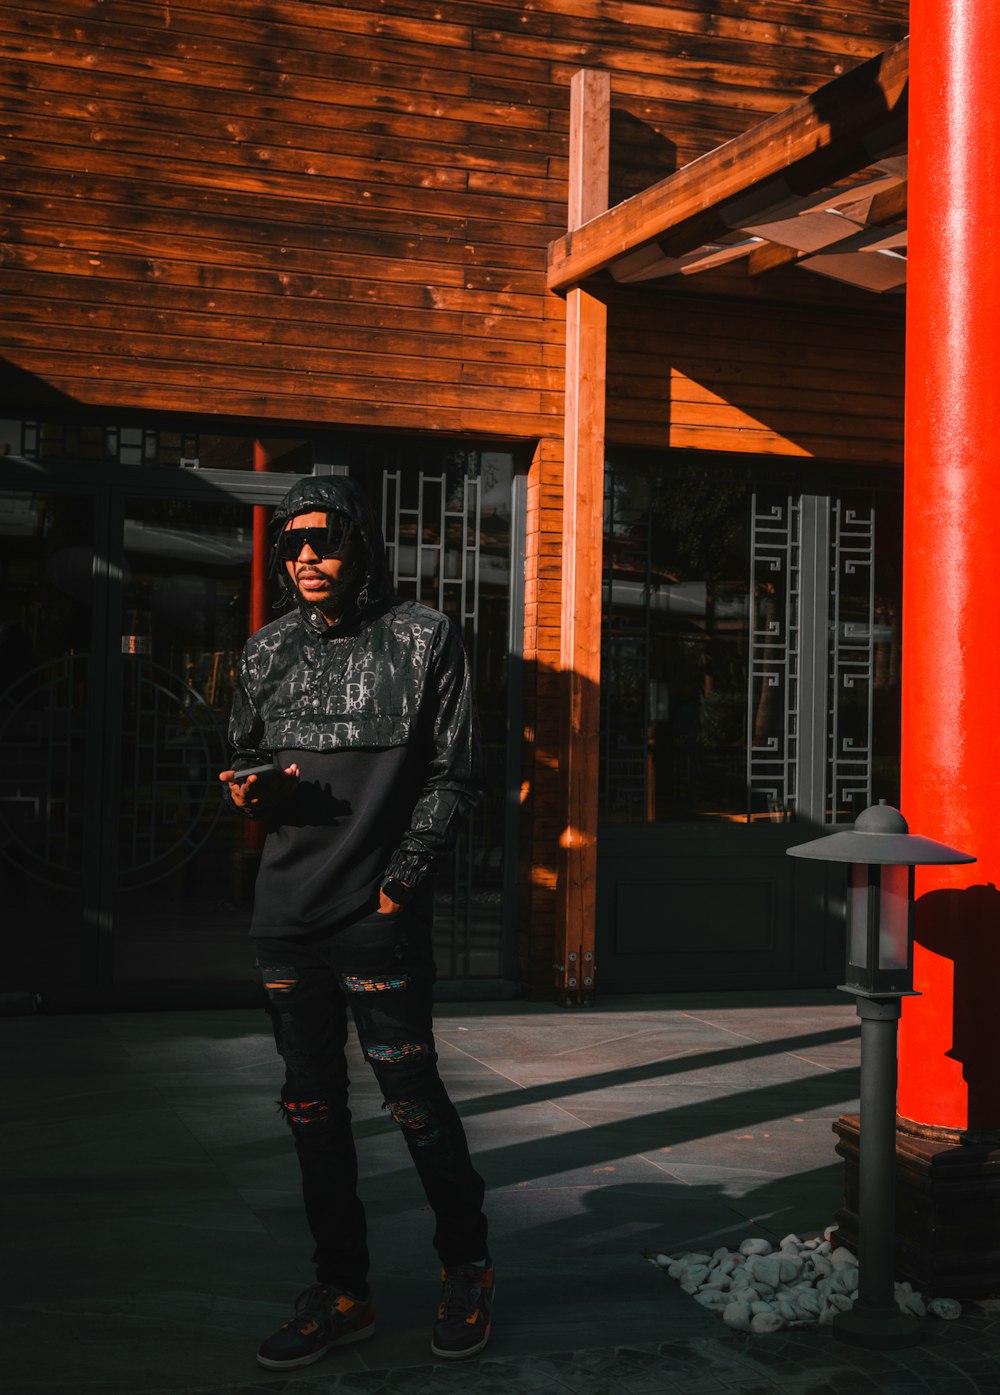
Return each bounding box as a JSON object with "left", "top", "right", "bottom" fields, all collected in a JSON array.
[
  {"left": 832, "top": 1305, "right": 920, "bottom": 1349},
  {"left": 834, "top": 1114, "right": 1000, "bottom": 1296}
]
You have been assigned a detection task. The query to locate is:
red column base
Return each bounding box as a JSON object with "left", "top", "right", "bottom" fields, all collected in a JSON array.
[{"left": 833, "top": 1114, "right": 1000, "bottom": 1298}]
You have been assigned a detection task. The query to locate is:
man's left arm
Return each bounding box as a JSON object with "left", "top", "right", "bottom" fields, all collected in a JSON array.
[{"left": 380, "top": 618, "right": 484, "bottom": 903}]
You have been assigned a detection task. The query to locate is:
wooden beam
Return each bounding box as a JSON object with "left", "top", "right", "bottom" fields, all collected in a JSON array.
[
  {"left": 556, "top": 69, "right": 609, "bottom": 1005},
  {"left": 547, "top": 37, "right": 909, "bottom": 293},
  {"left": 747, "top": 242, "right": 806, "bottom": 277}
]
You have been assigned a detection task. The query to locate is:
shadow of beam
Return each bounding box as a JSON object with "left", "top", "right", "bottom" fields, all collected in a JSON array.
[
  {"left": 359, "top": 1063, "right": 859, "bottom": 1201},
  {"left": 353, "top": 1023, "right": 858, "bottom": 1134}
]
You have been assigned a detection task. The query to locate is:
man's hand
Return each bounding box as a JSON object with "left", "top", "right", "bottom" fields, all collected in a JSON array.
[
  {"left": 219, "top": 763, "right": 300, "bottom": 811},
  {"left": 378, "top": 884, "right": 407, "bottom": 915}
]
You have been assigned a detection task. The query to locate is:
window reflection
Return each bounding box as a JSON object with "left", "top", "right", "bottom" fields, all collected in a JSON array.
[
  {"left": 600, "top": 458, "right": 902, "bottom": 826},
  {"left": 601, "top": 458, "right": 753, "bottom": 822}
]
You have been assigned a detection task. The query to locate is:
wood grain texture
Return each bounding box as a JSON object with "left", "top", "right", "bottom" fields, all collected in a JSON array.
[
  {"left": 1, "top": 0, "right": 907, "bottom": 442},
  {"left": 548, "top": 36, "right": 909, "bottom": 290},
  {"left": 554, "top": 70, "right": 609, "bottom": 1003}
]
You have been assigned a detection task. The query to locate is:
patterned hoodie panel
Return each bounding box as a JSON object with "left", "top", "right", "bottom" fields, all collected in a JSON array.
[{"left": 227, "top": 476, "right": 483, "bottom": 892}]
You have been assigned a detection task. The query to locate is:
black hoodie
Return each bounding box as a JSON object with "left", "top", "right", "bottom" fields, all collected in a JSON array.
[{"left": 227, "top": 475, "right": 483, "bottom": 936}]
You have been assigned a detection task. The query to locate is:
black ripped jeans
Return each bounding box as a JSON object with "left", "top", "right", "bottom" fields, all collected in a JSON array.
[{"left": 255, "top": 901, "right": 488, "bottom": 1294}]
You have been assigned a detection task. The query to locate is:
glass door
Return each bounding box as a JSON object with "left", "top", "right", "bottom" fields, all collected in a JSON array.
[
  {"left": 107, "top": 492, "right": 272, "bottom": 985},
  {"left": 0, "top": 483, "right": 101, "bottom": 994},
  {"left": 596, "top": 453, "right": 903, "bottom": 993}
]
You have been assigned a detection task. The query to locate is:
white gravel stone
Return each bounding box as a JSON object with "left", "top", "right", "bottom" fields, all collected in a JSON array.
[
  {"left": 751, "top": 1311, "right": 785, "bottom": 1333},
  {"left": 795, "top": 1287, "right": 821, "bottom": 1315},
  {"left": 778, "top": 1255, "right": 805, "bottom": 1283},
  {"left": 655, "top": 1229, "right": 936, "bottom": 1336},
  {"left": 929, "top": 1297, "right": 962, "bottom": 1321},
  {"left": 722, "top": 1300, "right": 752, "bottom": 1331},
  {"left": 748, "top": 1255, "right": 782, "bottom": 1289}
]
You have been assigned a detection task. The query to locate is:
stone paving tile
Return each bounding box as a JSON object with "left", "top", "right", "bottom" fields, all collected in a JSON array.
[{"left": 130, "top": 1313, "right": 1000, "bottom": 1395}]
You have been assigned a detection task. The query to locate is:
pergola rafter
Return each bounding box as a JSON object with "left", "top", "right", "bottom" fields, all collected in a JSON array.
[{"left": 548, "top": 36, "right": 909, "bottom": 298}]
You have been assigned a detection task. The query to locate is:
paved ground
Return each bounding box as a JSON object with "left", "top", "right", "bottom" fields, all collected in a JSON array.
[{"left": 4, "top": 990, "right": 999, "bottom": 1394}]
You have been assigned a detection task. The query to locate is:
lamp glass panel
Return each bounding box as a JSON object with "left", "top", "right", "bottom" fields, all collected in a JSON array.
[
  {"left": 848, "top": 863, "right": 870, "bottom": 967},
  {"left": 878, "top": 863, "right": 910, "bottom": 970}
]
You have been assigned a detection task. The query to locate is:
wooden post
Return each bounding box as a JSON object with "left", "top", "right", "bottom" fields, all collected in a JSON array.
[{"left": 555, "top": 70, "right": 610, "bottom": 1004}]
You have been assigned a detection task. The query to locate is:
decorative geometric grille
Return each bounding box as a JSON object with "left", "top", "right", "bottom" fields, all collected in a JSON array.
[
  {"left": 381, "top": 468, "right": 481, "bottom": 632},
  {"left": 117, "top": 658, "right": 229, "bottom": 891},
  {"left": 20, "top": 421, "right": 199, "bottom": 468},
  {"left": 0, "top": 655, "right": 227, "bottom": 889},
  {"left": 746, "top": 487, "right": 801, "bottom": 821},
  {"left": 0, "top": 656, "right": 89, "bottom": 889},
  {"left": 827, "top": 496, "right": 876, "bottom": 822}
]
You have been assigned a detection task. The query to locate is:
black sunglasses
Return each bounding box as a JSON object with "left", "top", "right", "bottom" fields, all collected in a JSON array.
[{"left": 275, "top": 515, "right": 353, "bottom": 562}]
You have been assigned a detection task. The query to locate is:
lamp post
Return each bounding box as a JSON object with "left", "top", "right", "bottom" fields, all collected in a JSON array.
[{"left": 788, "top": 801, "right": 974, "bottom": 1348}]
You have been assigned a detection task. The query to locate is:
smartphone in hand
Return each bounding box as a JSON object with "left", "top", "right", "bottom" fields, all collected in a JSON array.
[{"left": 232, "top": 762, "right": 279, "bottom": 782}]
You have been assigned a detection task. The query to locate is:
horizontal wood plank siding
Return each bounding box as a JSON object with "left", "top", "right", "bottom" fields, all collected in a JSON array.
[
  {"left": 1, "top": 0, "right": 906, "bottom": 442},
  {"left": 606, "top": 290, "right": 905, "bottom": 462}
]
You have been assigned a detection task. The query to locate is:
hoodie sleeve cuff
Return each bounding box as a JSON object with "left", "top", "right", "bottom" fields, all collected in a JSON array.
[{"left": 382, "top": 851, "right": 430, "bottom": 893}]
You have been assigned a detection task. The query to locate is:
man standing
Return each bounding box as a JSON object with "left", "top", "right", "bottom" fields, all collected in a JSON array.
[{"left": 219, "top": 475, "right": 492, "bottom": 1370}]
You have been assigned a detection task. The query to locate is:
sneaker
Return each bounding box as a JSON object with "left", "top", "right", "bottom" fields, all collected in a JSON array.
[
  {"left": 431, "top": 1260, "right": 495, "bottom": 1360},
  {"left": 256, "top": 1282, "right": 375, "bottom": 1370}
]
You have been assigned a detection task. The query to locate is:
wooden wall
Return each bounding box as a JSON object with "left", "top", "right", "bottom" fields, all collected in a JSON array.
[
  {"left": 1, "top": 0, "right": 908, "bottom": 434},
  {"left": 606, "top": 287, "right": 906, "bottom": 461},
  {"left": 0, "top": 0, "right": 910, "bottom": 994}
]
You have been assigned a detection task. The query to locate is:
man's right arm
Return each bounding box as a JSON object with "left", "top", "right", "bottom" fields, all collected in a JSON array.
[{"left": 219, "top": 651, "right": 299, "bottom": 815}]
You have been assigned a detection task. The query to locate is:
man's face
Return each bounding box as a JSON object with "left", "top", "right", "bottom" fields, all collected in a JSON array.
[{"left": 282, "top": 510, "right": 357, "bottom": 615}]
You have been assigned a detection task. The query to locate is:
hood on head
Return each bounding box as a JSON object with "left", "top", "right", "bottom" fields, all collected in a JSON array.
[{"left": 271, "top": 474, "right": 392, "bottom": 622}]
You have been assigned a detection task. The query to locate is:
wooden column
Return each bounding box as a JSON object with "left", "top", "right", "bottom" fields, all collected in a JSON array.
[{"left": 555, "top": 70, "right": 610, "bottom": 1004}]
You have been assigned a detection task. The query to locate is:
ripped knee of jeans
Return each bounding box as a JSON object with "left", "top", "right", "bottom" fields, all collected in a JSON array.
[
  {"left": 365, "top": 1041, "right": 428, "bottom": 1064},
  {"left": 259, "top": 964, "right": 298, "bottom": 996},
  {"left": 386, "top": 1096, "right": 442, "bottom": 1148},
  {"left": 341, "top": 974, "right": 411, "bottom": 994},
  {"left": 278, "top": 1096, "right": 332, "bottom": 1128}
]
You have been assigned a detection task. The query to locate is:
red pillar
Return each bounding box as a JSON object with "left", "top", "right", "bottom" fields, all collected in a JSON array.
[
  {"left": 899, "top": 1, "right": 1000, "bottom": 1134},
  {"left": 251, "top": 439, "right": 273, "bottom": 637}
]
